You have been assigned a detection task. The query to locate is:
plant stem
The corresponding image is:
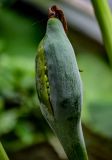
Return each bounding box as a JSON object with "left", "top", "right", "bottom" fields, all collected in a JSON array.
[
  {"left": 0, "top": 142, "right": 9, "bottom": 160},
  {"left": 91, "top": 0, "right": 112, "bottom": 65},
  {"left": 65, "top": 124, "right": 88, "bottom": 160}
]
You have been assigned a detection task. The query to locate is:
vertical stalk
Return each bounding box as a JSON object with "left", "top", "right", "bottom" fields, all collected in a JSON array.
[
  {"left": 91, "top": 0, "right": 112, "bottom": 65},
  {"left": 66, "top": 124, "right": 88, "bottom": 160},
  {"left": 0, "top": 142, "right": 9, "bottom": 160}
]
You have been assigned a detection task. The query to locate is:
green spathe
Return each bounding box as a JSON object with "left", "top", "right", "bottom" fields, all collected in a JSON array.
[
  {"left": 36, "top": 18, "right": 88, "bottom": 160},
  {"left": 45, "top": 18, "right": 82, "bottom": 121}
]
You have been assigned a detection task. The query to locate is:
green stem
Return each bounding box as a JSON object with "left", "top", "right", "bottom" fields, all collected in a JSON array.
[
  {"left": 0, "top": 142, "right": 9, "bottom": 160},
  {"left": 91, "top": 0, "right": 112, "bottom": 65},
  {"left": 63, "top": 123, "right": 88, "bottom": 160}
]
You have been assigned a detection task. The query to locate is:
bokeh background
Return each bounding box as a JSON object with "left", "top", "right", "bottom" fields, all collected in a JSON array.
[{"left": 0, "top": 0, "right": 112, "bottom": 159}]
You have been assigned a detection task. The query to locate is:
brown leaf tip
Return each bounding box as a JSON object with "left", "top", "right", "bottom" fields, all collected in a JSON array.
[{"left": 48, "top": 5, "right": 68, "bottom": 32}]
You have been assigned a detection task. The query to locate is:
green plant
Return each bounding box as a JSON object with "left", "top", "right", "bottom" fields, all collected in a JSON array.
[
  {"left": 35, "top": 5, "right": 88, "bottom": 160},
  {"left": 91, "top": 0, "right": 112, "bottom": 65},
  {"left": 0, "top": 143, "right": 9, "bottom": 160},
  {"left": 1, "top": 0, "right": 112, "bottom": 159}
]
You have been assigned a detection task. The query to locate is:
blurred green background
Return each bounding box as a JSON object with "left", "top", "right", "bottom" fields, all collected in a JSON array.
[{"left": 0, "top": 0, "right": 112, "bottom": 160}]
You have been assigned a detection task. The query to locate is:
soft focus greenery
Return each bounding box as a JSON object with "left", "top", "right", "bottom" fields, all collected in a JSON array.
[
  {"left": 0, "top": 7, "right": 50, "bottom": 152},
  {"left": 80, "top": 0, "right": 112, "bottom": 139},
  {"left": 78, "top": 52, "right": 112, "bottom": 138}
]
